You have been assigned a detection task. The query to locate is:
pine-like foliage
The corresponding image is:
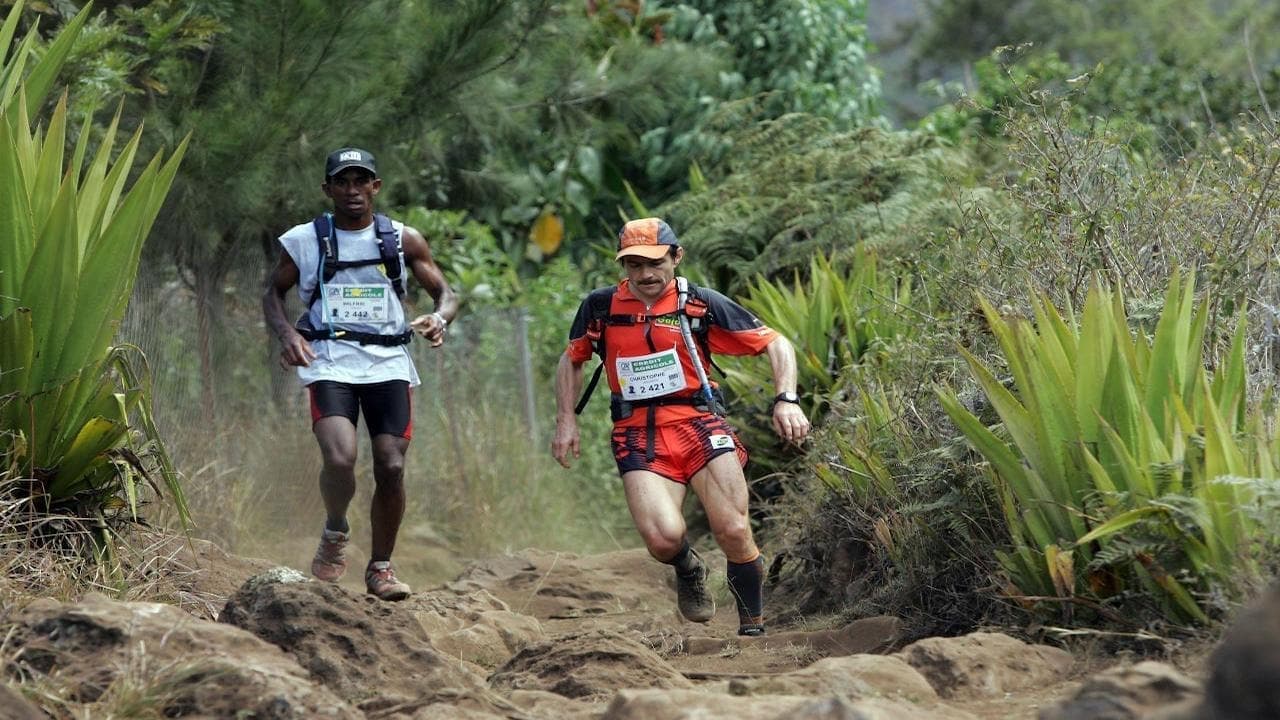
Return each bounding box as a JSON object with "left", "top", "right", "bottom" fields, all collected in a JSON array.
[{"left": 660, "top": 112, "right": 985, "bottom": 294}]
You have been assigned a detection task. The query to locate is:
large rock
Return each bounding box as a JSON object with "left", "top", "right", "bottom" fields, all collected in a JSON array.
[
  {"left": 1038, "top": 661, "right": 1200, "bottom": 720},
  {"left": 730, "top": 654, "right": 938, "bottom": 701},
  {"left": 413, "top": 586, "right": 545, "bottom": 668},
  {"left": 506, "top": 688, "right": 607, "bottom": 720},
  {"left": 6, "top": 592, "right": 353, "bottom": 718},
  {"left": 1203, "top": 584, "right": 1280, "bottom": 719},
  {"left": 218, "top": 567, "right": 506, "bottom": 714},
  {"left": 773, "top": 695, "right": 979, "bottom": 719},
  {"left": 600, "top": 689, "right": 979, "bottom": 720},
  {"left": 489, "top": 629, "right": 694, "bottom": 699},
  {"left": 898, "top": 632, "right": 1072, "bottom": 699},
  {"left": 602, "top": 688, "right": 809, "bottom": 720}
]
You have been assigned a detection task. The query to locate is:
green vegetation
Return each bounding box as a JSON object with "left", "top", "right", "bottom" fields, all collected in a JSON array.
[
  {"left": 0, "top": 1, "right": 188, "bottom": 541},
  {"left": 5, "top": 10, "right": 1280, "bottom": 709},
  {"left": 939, "top": 273, "right": 1271, "bottom": 624}
]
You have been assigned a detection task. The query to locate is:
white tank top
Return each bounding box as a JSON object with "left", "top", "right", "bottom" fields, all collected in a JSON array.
[{"left": 278, "top": 219, "right": 421, "bottom": 387}]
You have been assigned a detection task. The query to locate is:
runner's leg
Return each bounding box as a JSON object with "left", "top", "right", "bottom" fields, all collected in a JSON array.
[
  {"left": 369, "top": 433, "right": 408, "bottom": 561},
  {"left": 314, "top": 416, "right": 358, "bottom": 532},
  {"left": 622, "top": 470, "right": 688, "bottom": 561},
  {"left": 310, "top": 381, "right": 361, "bottom": 532},
  {"left": 362, "top": 380, "right": 412, "bottom": 563},
  {"left": 691, "top": 452, "right": 764, "bottom": 631},
  {"left": 689, "top": 452, "right": 758, "bottom": 563}
]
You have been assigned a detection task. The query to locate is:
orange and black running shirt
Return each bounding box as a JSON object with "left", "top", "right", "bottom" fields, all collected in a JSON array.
[{"left": 565, "top": 279, "right": 778, "bottom": 428}]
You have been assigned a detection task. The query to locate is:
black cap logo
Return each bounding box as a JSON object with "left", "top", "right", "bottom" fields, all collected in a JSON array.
[{"left": 325, "top": 147, "right": 377, "bottom": 178}]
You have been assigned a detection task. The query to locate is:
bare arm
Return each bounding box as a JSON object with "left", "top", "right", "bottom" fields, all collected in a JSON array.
[
  {"left": 262, "top": 249, "right": 316, "bottom": 368},
  {"left": 401, "top": 225, "right": 458, "bottom": 348},
  {"left": 764, "top": 336, "right": 810, "bottom": 444},
  {"left": 552, "top": 351, "right": 586, "bottom": 468}
]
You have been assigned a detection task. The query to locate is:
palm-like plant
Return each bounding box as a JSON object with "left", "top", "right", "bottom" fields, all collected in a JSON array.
[
  {"left": 938, "top": 270, "right": 1270, "bottom": 624},
  {"left": 0, "top": 1, "right": 189, "bottom": 530},
  {"left": 721, "top": 250, "right": 917, "bottom": 422}
]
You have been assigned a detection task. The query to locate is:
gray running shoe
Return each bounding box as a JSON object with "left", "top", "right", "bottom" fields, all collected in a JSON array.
[
  {"left": 675, "top": 554, "right": 715, "bottom": 623},
  {"left": 365, "top": 561, "right": 411, "bottom": 601},
  {"left": 311, "top": 528, "right": 349, "bottom": 582}
]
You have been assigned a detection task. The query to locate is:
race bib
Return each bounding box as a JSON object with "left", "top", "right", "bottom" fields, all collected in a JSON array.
[
  {"left": 616, "top": 346, "right": 687, "bottom": 400},
  {"left": 326, "top": 284, "right": 390, "bottom": 323}
]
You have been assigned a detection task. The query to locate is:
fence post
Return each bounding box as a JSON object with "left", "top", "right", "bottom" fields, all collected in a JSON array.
[{"left": 516, "top": 308, "right": 539, "bottom": 443}]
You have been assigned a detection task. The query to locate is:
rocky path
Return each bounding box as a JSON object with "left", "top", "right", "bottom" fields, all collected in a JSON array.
[{"left": 1, "top": 538, "right": 1217, "bottom": 719}]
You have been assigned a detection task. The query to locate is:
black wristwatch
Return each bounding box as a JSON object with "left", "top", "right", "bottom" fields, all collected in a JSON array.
[{"left": 773, "top": 391, "right": 801, "bottom": 407}]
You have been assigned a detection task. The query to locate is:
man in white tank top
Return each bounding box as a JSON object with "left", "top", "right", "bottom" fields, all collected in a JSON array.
[{"left": 262, "top": 147, "right": 457, "bottom": 601}]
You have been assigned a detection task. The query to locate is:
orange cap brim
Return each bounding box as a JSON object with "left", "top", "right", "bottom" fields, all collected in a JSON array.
[{"left": 615, "top": 244, "right": 673, "bottom": 261}]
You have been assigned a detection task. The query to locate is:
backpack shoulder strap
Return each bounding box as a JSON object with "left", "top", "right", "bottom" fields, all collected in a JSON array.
[
  {"left": 574, "top": 287, "right": 619, "bottom": 414},
  {"left": 306, "top": 213, "right": 336, "bottom": 309},
  {"left": 313, "top": 213, "right": 336, "bottom": 262},
  {"left": 374, "top": 213, "right": 404, "bottom": 297},
  {"left": 676, "top": 277, "right": 709, "bottom": 335}
]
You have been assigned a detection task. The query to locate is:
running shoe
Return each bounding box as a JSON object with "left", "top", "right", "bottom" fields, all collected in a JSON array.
[
  {"left": 675, "top": 552, "right": 715, "bottom": 623},
  {"left": 311, "top": 528, "right": 349, "bottom": 582},
  {"left": 365, "top": 560, "right": 411, "bottom": 601}
]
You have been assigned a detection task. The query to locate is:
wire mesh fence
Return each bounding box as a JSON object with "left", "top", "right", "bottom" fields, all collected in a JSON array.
[{"left": 122, "top": 261, "right": 630, "bottom": 573}]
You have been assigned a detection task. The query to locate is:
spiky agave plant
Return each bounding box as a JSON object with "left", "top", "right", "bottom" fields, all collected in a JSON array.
[
  {"left": 938, "top": 269, "right": 1272, "bottom": 626},
  {"left": 0, "top": 1, "right": 190, "bottom": 539}
]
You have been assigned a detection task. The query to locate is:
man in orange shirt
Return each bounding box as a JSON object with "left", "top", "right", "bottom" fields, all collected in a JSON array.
[{"left": 552, "top": 218, "right": 810, "bottom": 636}]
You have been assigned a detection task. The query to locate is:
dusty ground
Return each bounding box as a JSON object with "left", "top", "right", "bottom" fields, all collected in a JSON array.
[{"left": 1, "top": 532, "right": 1217, "bottom": 719}]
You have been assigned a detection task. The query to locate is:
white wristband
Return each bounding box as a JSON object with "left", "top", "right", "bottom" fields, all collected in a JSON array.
[{"left": 431, "top": 311, "right": 448, "bottom": 329}]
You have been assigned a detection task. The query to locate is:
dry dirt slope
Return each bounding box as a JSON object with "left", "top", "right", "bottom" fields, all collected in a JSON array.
[{"left": 1, "top": 538, "right": 1235, "bottom": 719}]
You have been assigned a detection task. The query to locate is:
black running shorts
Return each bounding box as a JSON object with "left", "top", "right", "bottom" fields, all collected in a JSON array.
[{"left": 307, "top": 379, "right": 413, "bottom": 439}]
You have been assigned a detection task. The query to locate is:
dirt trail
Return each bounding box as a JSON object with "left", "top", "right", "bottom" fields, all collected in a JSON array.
[{"left": 3, "top": 537, "right": 1215, "bottom": 719}]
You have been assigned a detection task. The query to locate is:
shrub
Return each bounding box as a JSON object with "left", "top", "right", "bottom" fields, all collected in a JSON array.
[{"left": 938, "top": 270, "right": 1272, "bottom": 626}]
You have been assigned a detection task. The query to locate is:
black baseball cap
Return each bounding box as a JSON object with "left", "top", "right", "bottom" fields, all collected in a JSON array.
[{"left": 324, "top": 147, "right": 377, "bottom": 178}]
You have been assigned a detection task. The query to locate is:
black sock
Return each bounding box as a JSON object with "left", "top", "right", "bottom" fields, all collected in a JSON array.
[
  {"left": 662, "top": 539, "right": 701, "bottom": 576},
  {"left": 325, "top": 517, "right": 349, "bottom": 534},
  {"left": 727, "top": 555, "right": 765, "bottom": 623}
]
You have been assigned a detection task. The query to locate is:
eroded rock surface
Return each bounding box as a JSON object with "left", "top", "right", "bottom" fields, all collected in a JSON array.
[
  {"left": 2, "top": 547, "right": 1238, "bottom": 719},
  {"left": 730, "top": 654, "right": 938, "bottom": 700},
  {"left": 898, "top": 631, "right": 1073, "bottom": 699},
  {"left": 7, "top": 592, "right": 353, "bottom": 718},
  {"left": 489, "top": 629, "right": 694, "bottom": 699},
  {"left": 1038, "top": 660, "right": 1201, "bottom": 720},
  {"left": 217, "top": 568, "right": 509, "bottom": 714}
]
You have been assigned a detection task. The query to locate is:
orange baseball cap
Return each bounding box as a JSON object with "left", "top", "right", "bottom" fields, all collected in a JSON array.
[{"left": 616, "top": 218, "right": 679, "bottom": 260}]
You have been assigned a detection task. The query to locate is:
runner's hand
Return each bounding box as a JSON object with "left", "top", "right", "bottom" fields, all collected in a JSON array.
[
  {"left": 411, "top": 313, "right": 447, "bottom": 348},
  {"left": 772, "top": 402, "right": 810, "bottom": 445},
  {"left": 279, "top": 330, "right": 316, "bottom": 368},
  {"left": 552, "top": 417, "right": 581, "bottom": 468}
]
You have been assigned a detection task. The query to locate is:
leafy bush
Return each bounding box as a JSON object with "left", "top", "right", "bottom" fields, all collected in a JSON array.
[
  {"left": 663, "top": 0, "right": 881, "bottom": 126},
  {"left": 938, "top": 271, "right": 1272, "bottom": 625},
  {"left": 767, "top": 366, "right": 1014, "bottom": 640}
]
